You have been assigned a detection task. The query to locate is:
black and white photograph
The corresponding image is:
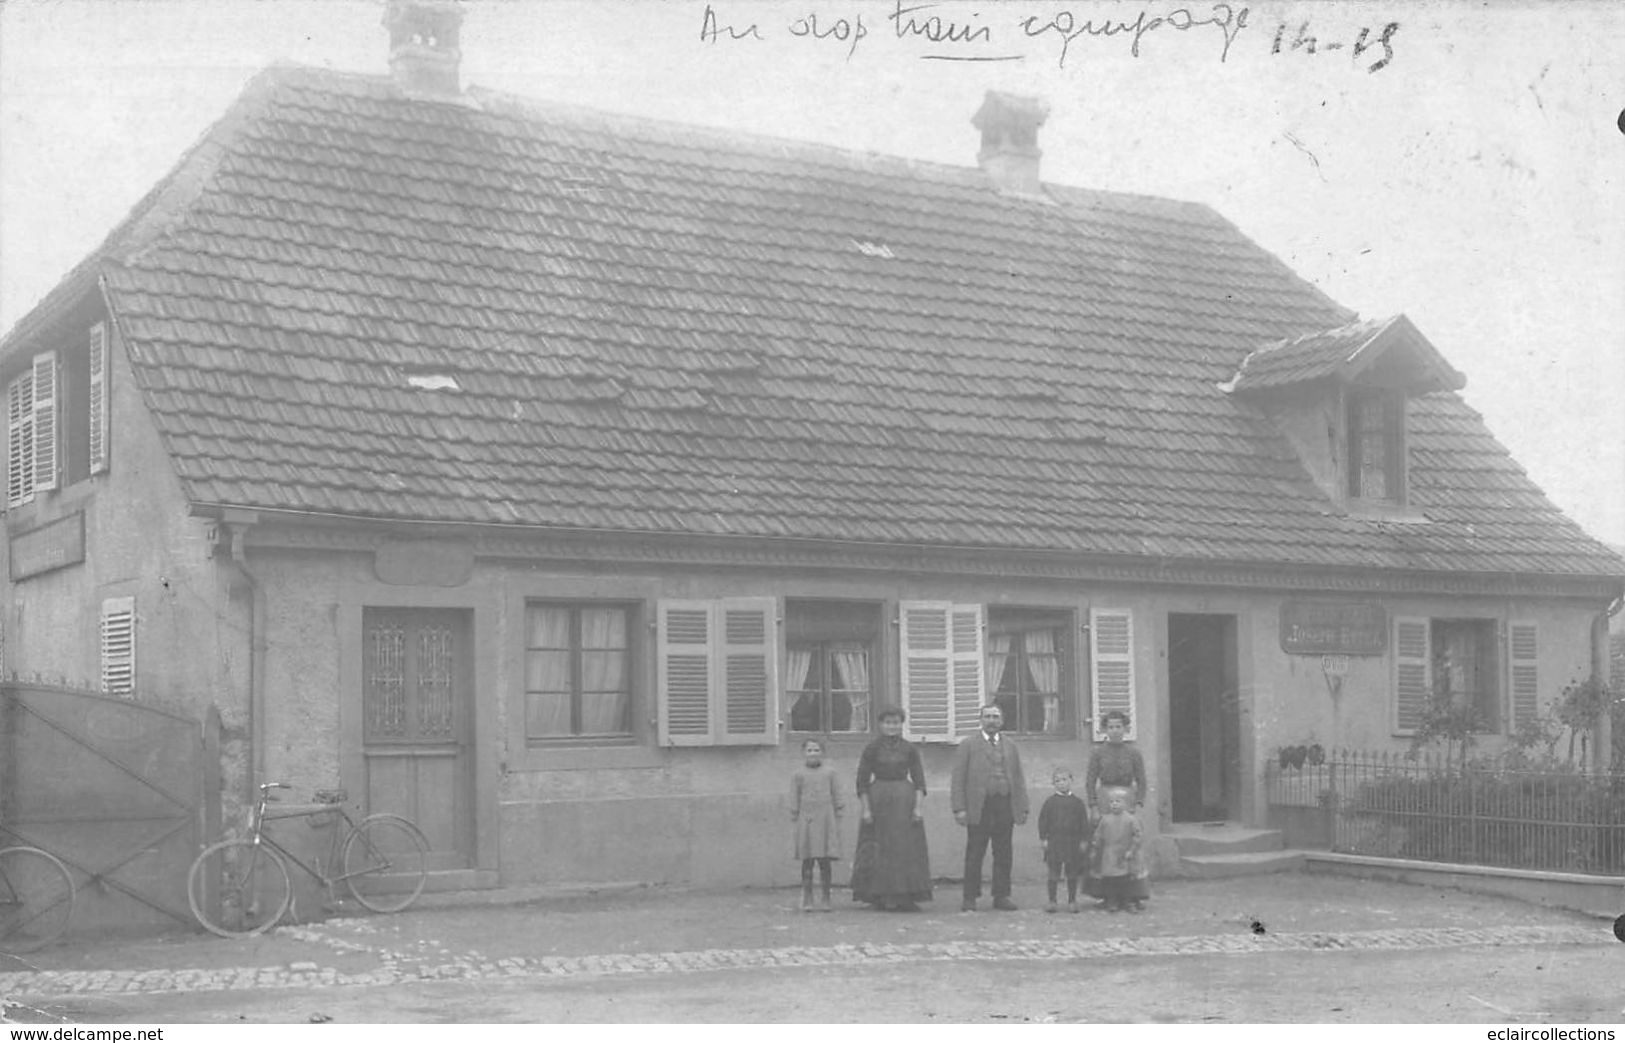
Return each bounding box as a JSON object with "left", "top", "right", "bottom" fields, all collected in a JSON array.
[{"left": 0, "top": 0, "right": 1622, "bottom": 1027}]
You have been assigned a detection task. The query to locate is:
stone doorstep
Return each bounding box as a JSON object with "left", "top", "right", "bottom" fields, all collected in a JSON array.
[
  {"left": 1162, "top": 825, "right": 1287, "bottom": 857},
  {"left": 1177, "top": 851, "right": 1308, "bottom": 879}
]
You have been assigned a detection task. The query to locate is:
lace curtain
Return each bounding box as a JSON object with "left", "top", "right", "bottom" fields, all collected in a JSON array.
[{"left": 831, "top": 650, "right": 870, "bottom": 732}]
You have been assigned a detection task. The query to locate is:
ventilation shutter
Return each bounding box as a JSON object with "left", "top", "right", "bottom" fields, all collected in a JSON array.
[
  {"left": 88, "top": 323, "right": 109, "bottom": 474},
  {"left": 1089, "top": 608, "right": 1136, "bottom": 741},
  {"left": 949, "top": 604, "right": 985, "bottom": 738},
  {"left": 1394, "top": 617, "right": 1431, "bottom": 735},
  {"left": 658, "top": 600, "right": 713, "bottom": 745},
  {"left": 31, "top": 352, "right": 57, "bottom": 492},
  {"left": 101, "top": 596, "right": 136, "bottom": 696},
  {"left": 899, "top": 601, "right": 952, "bottom": 742},
  {"left": 1509, "top": 622, "right": 1538, "bottom": 730},
  {"left": 718, "top": 597, "right": 778, "bottom": 745}
]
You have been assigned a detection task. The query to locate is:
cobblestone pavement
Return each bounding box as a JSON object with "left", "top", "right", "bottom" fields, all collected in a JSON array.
[{"left": 0, "top": 920, "right": 1605, "bottom": 1001}]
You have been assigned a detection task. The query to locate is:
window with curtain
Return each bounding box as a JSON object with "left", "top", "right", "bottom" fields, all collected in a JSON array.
[
  {"left": 986, "top": 608, "right": 1070, "bottom": 735},
  {"left": 525, "top": 603, "right": 633, "bottom": 741},
  {"left": 1431, "top": 618, "right": 1499, "bottom": 733},
  {"left": 785, "top": 599, "right": 880, "bottom": 735},
  {"left": 1347, "top": 388, "right": 1405, "bottom": 504}
]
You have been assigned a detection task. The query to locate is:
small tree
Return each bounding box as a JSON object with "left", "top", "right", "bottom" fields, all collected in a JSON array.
[
  {"left": 1555, "top": 676, "right": 1608, "bottom": 770},
  {"left": 1408, "top": 685, "right": 1486, "bottom": 775}
]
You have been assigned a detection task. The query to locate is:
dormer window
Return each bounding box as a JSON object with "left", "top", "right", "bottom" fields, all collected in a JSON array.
[
  {"left": 1224, "top": 314, "right": 1466, "bottom": 518},
  {"left": 1347, "top": 388, "right": 1405, "bottom": 504}
]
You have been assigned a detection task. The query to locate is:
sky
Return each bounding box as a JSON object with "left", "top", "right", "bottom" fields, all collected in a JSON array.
[{"left": 1, "top": 0, "right": 1622, "bottom": 548}]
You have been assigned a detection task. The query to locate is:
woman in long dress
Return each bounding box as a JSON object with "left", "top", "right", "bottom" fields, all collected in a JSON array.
[
  {"left": 849, "top": 708, "right": 932, "bottom": 911},
  {"left": 1083, "top": 709, "right": 1150, "bottom": 907}
]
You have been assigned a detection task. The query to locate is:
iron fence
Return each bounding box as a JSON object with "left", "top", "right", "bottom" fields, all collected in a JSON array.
[{"left": 1264, "top": 748, "right": 1625, "bottom": 874}]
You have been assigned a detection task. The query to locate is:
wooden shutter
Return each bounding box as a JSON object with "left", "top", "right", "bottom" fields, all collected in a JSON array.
[
  {"left": 101, "top": 596, "right": 136, "bottom": 696},
  {"left": 6, "top": 373, "right": 31, "bottom": 508},
  {"left": 718, "top": 597, "right": 778, "bottom": 745},
  {"left": 88, "top": 323, "right": 109, "bottom": 474},
  {"left": 31, "top": 352, "right": 57, "bottom": 493},
  {"left": 949, "top": 604, "right": 985, "bottom": 738},
  {"left": 1393, "top": 617, "right": 1431, "bottom": 735},
  {"left": 658, "top": 600, "right": 713, "bottom": 746},
  {"left": 1089, "top": 608, "right": 1136, "bottom": 741},
  {"left": 899, "top": 601, "right": 952, "bottom": 742},
  {"left": 1509, "top": 622, "right": 1538, "bottom": 729}
]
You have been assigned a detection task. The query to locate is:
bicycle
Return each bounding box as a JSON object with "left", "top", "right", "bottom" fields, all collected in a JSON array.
[
  {"left": 187, "top": 783, "right": 429, "bottom": 938},
  {"left": 0, "top": 845, "right": 74, "bottom": 952}
]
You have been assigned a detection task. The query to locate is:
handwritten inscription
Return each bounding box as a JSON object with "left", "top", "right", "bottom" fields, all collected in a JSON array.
[{"left": 698, "top": 2, "right": 1400, "bottom": 71}]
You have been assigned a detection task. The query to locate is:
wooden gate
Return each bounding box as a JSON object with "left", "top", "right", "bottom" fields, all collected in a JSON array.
[{"left": 0, "top": 683, "right": 217, "bottom": 937}]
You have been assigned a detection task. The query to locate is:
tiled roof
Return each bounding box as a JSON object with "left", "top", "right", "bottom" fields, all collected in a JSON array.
[
  {"left": 18, "top": 66, "right": 1620, "bottom": 580},
  {"left": 1228, "top": 315, "right": 1466, "bottom": 394}
]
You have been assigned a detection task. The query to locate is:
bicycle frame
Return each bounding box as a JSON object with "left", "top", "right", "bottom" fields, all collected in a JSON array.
[{"left": 246, "top": 788, "right": 365, "bottom": 894}]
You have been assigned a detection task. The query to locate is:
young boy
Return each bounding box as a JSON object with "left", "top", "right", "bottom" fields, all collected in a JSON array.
[
  {"left": 1091, "top": 787, "right": 1144, "bottom": 913},
  {"left": 1036, "top": 768, "right": 1091, "bottom": 913}
]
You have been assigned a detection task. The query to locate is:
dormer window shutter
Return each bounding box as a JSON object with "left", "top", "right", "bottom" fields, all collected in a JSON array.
[
  {"left": 1393, "top": 617, "right": 1430, "bottom": 735},
  {"left": 31, "top": 351, "right": 57, "bottom": 493},
  {"left": 101, "top": 596, "right": 136, "bottom": 697},
  {"left": 1509, "top": 622, "right": 1539, "bottom": 729},
  {"left": 1089, "top": 608, "right": 1136, "bottom": 740},
  {"left": 88, "top": 323, "right": 109, "bottom": 475}
]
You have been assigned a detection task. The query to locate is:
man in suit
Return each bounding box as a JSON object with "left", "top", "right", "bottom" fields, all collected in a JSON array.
[{"left": 951, "top": 703, "right": 1029, "bottom": 911}]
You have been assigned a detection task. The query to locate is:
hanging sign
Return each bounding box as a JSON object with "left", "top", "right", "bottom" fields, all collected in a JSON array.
[{"left": 1279, "top": 599, "right": 1387, "bottom": 655}]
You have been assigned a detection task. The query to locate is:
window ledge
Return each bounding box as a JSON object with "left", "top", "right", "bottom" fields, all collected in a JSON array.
[{"left": 510, "top": 742, "right": 665, "bottom": 772}]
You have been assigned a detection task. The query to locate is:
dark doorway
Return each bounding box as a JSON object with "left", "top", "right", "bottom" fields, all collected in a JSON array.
[{"left": 1167, "top": 614, "right": 1240, "bottom": 822}]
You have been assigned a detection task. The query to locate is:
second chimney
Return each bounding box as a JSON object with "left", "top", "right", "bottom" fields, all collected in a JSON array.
[
  {"left": 384, "top": 0, "right": 464, "bottom": 98},
  {"left": 972, "top": 91, "right": 1050, "bottom": 197}
]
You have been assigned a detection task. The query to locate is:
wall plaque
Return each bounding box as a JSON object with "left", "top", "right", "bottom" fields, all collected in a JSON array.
[
  {"left": 1279, "top": 599, "right": 1388, "bottom": 655},
  {"left": 9, "top": 511, "right": 86, "bottom": 581},
  {"left": 373, "top": 539, "right": 474, "bottom": 587}
]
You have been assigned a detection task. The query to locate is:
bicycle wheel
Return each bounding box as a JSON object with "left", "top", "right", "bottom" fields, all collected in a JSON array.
[
  {"left": 187, "top": 839, "right": 291, "bottom": 938},
  {"left": 0, "top": 846, "right": 74, "bottom": 953},
  {"left": 341, "top": 814, "right": 428, "bottom": 913}
]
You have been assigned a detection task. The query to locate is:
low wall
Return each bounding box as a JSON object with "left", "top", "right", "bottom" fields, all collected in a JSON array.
[
  {"left": 499, "top": 788, "right": 1179, "bottom": 890},
  {"left": 1304, "top": 851, "right": 1624, "bottom": 918}
]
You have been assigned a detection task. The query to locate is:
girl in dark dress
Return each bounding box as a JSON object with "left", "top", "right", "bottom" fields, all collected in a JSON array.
[{"left": 850, "top": 708, "right": 932, "bottom": 911}]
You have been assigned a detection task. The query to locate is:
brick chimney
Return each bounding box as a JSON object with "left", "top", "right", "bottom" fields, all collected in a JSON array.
[
  {"left": 972, "top": 91, "right": 1050, "bottom": 196},
  {"left": 383, "top": 0, "right": 464, "bottom": 98}
]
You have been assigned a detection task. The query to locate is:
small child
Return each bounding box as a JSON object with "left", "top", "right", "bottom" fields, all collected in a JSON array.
[
  {"left": 789, "top": 739, "right": 844, "bottom": 912},
  {"left": 1089, "top": 786, "right": 1145, "bottom": 913},
  {"left": 1037, "top": 767, "right": 1091, "bottom": 913}
]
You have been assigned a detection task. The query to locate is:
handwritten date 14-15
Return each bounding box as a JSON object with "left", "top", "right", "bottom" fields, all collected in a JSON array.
[{"left": 1273, "top": 20, "right": 1400, "bottom": 73}]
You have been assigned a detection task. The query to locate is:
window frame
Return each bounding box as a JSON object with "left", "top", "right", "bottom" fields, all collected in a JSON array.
[
  {"left": 522, "top": 600, "right": 638, "bottom": 747},
  {"left": 986, "top": 607, "right": 1074, "bottom": 737},
  {"left": 1345, "top": 386, "right": 1407, "bottom": 506},
  {"left": 786, "top": 639, "right": 873, "bottom": 737}
]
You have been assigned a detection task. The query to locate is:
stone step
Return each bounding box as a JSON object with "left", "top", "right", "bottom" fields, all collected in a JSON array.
[
  {"left": 1164, "top": 826, "right": 1285, "bottom": 856},
  {"left": 1179, "top": 850, "right": 1307, "bottom": 879}
]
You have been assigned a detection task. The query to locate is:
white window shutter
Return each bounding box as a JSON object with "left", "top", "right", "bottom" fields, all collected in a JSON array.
[
  {"left": 31, "top": 351, "right": 57, "bottom": 493},
  {"left": 1089, "top": 608, "right": 1136, "bottom": 741},
  {"left": 899, "top": 601, "right": 952, "bottom": 742},
  {"left": 717, "top": 597, "right": 778, "bottom": 745},
  {"left": 88, "top": 323, "right": 109, "bottom": 474},
  {"left": 1509, "top": 622, "right": 1538, "bottom": 729},
  {"left": 949, "top": 603, "right": 985, "bottom": 738},
  {"left": 658, "top": 600, "right": 713, "bottom": 746},
  {"left": 1393, "top": 617, "right": 1431, "bottom": 735},
  {"left": 6, "top": 373, "right": 32, "bottom": 508},
  {"left": 101, "top": 596, "right": 136, "bottom": 697}
]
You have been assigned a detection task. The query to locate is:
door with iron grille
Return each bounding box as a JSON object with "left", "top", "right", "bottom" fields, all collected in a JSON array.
[{"left": 361, "top": 608, "right": 473, "bottom": 870}]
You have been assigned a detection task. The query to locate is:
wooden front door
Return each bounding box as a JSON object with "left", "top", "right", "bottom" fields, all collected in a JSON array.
[{"left": 361, "top": 608, "right": 473, "bottom": 870}]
